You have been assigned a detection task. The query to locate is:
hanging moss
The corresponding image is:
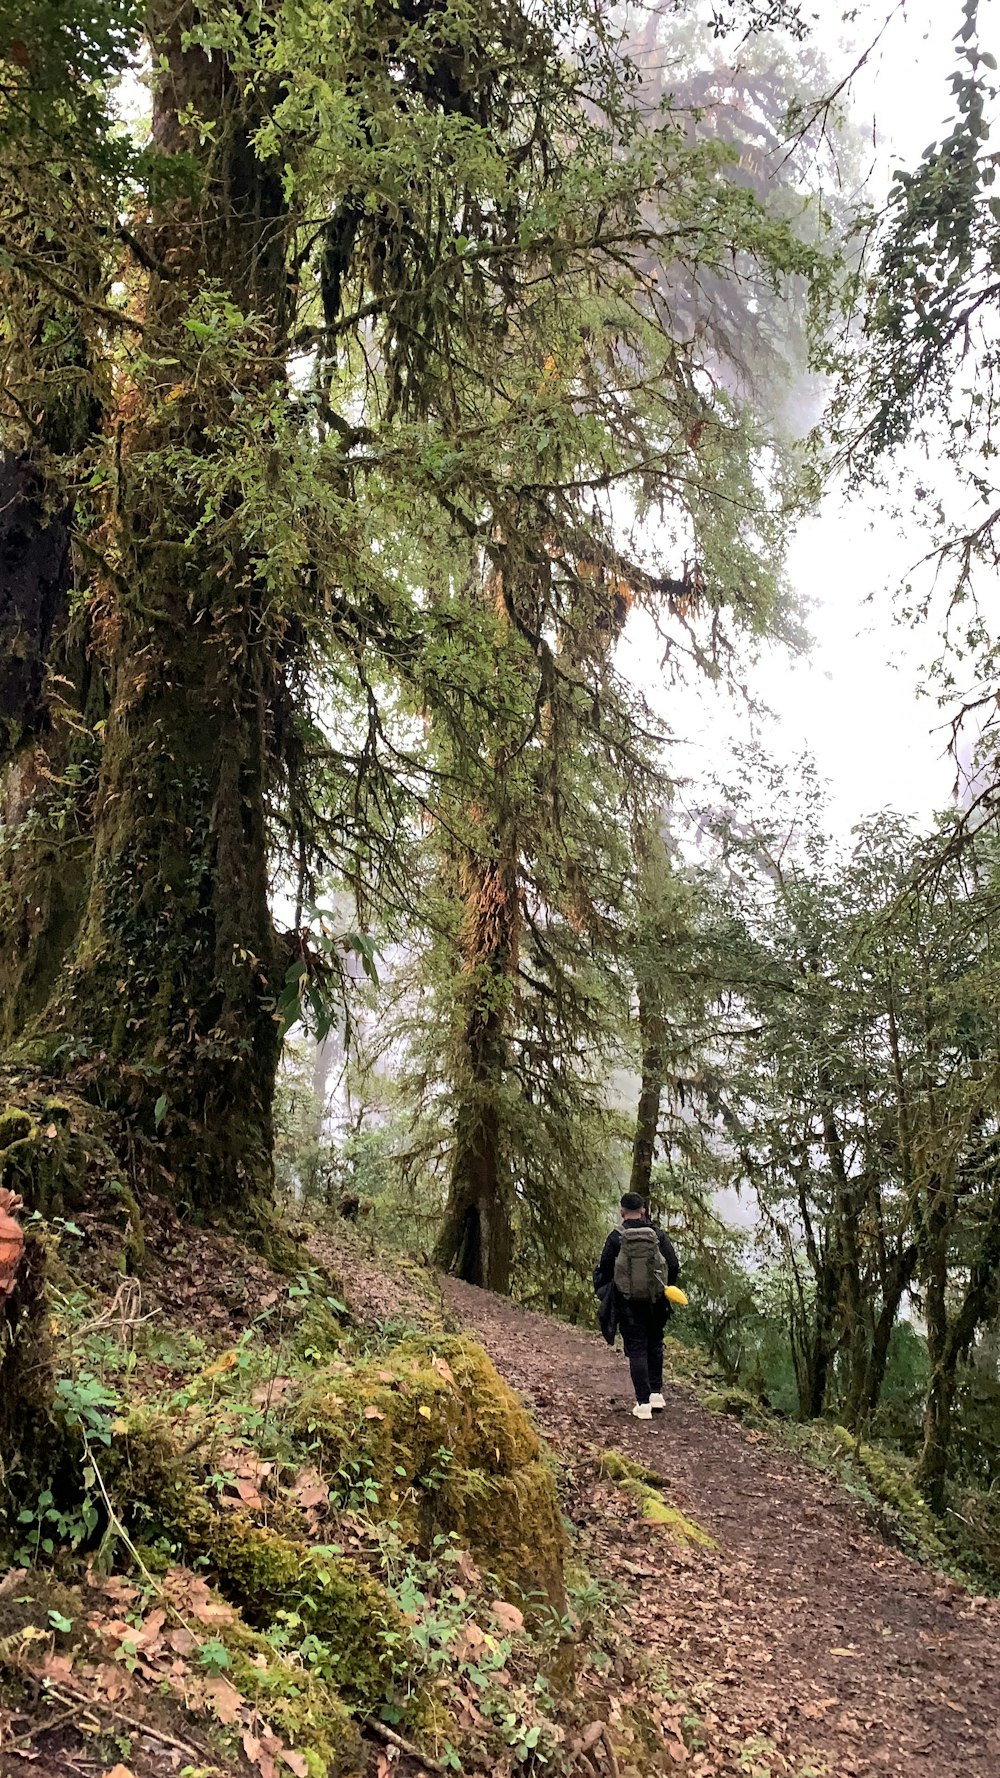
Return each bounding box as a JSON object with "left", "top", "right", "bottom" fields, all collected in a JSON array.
[{"left": 295, "top": 1334, "right": 566, "bottom": 1605}]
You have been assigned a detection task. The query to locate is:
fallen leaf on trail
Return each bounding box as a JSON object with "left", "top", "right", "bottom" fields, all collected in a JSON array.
[
  {"left": 364, "top": 1405, "right": 385, "bottom": 1420},
  {"left": 431, "top": 1355, "right": 456, "bottom": 1386},
  {"left": 454, "top": 1550, "right": 481, "bottom": 1587},
  {"left": 578, "top": 1721, "right": 606, "bottom": 1753},
  {"left": 455, "top": 1621, "right": 487, "bottom": 1660},
  {"left": 102, "top": 1766, "right": 139, "bottom": 1778},
  {"left": 293, "top": 1466, "right": 329, "bottom": 1512},
  {"left": 169, "top": 1571, "right": 235, "bottom": 1626},
  {"left": 490, "top": 1599, "right": 524, "bottom": 1634},
  {"left": 829, "top": 1647, "right": 857, "bottom": 1658},
  {"left": 136, "top": 1607, "right": 167, "bottom": 1650},
  {"left": 418, "top": 1404, "right": 433, "bottom": 1419}
]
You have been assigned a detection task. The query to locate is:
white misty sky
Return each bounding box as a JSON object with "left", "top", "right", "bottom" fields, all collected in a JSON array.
[{"left": 622, "top": 0, "right": 991, "bottom": 835}]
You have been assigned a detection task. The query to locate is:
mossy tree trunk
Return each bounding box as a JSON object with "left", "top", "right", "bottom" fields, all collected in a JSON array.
[
  {"left": 915, "top": 1181, "right": 1000, "bottom": 1511},
  {"left": 629, "top": 984, "right": 665, "bottom": 1203},
  {"left": 0, "top": 183, "right": 110, "bottom": 1050},
  {"left": 434, "top": 838, "right": 518, "bottom": 1293},
  {"left": 3, "top": 7, "right": 293, "bottom": 1214}
]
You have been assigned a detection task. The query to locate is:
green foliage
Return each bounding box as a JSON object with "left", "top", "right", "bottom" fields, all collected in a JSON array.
[
  {"left": 0, "top": 0, "right": 838, "bottom": 1229},
  {"left": 294, "top": 1334, "right": 567, "bottom": 1605}
]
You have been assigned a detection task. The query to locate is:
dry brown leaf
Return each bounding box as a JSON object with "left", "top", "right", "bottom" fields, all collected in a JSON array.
[
  {"left": 490, "top": 1599, "right": 524, "bottom": 1634},
  {"left": 101, "top": 1766, "right": 139, "bottom": 1778},
  {"left": 94, "top": 1661, "right": 131, "bottom": 1702},
  {"left": 224, "top": 1475, "right": 263, "bottom": 1510},
  {"left": 42, "top": 1652, "right": 75, "bottom": 1683},
  {"left": 454, "top": 1551, "right": 481, "bottom": 1588},
  {"left": 172, "top": 1573, "right": 235, "bottom": 1626},
  {"left": 203, "top": 1349, "right": 239, "bottom": 1377},
  {"left": 135, "top": 1607, "right": 167, "bottom": 1650},
  {"left": 251, "top": 1376, "right": 295, "bottom": 1406},
  {"left": 364, "top": 1405, "right": 385, "bottom": 1420},
  {"left": 203, "top": 1671, "right": 244, "bottom": 1724},
  {"left": 294, "top": 1467, "right": 329, "bottom": 1512},
  {"left": 280, "top": 1749, "right": 310, "bottom": 1777}
]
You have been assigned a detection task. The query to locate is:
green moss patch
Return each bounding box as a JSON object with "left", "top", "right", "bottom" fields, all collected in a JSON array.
[
  {"left": 108, "top": 1415, "right": 416, "bottom": 1715},
  {"left": 599, "top": 1450, "right": 716, "bottom": 1550},
  {"left": 831, "top": 1426, "right": 948, "bottom": 1561},
  {"left": 295, "top": 1334, "right": 566, "bottom": 1604},
  {"left": 702, "top": 1387, "right": 764, "bottom": 1424}
]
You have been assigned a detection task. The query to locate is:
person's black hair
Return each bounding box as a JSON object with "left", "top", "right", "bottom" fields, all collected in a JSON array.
[{"left": 620, "top": 1192, "right": 647, "bottom": 1213}]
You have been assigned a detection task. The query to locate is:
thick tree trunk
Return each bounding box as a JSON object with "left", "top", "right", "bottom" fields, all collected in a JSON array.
[
  {"left": 435, "top": 1091, "right": 513, "bottom": 1292},
  {"left": 852, "top": 1243, "right": 918, "bottom": 1430},
  {"left": 915, "top": 1187, "right": 1000, "bottom": 1511},
  {"left": 806, "top": 1258, "right": 839, "bottom": 1419},
  {"left": 2, "top": 9, "right": 293, "bottom": 1214},
  {"left": 629, "top": 986, "right": 665, "bottom": 1202},
  {"left": 915, "top": 1190, "right": 952, "bottom": 1511},
  {"left": 434, "top": 841, "right": 518, "bottom": 1294}
]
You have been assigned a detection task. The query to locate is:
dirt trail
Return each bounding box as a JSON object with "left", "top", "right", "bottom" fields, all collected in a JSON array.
[{"left": 442, "top": 1278, "right": 1000, "bottom": 1778}]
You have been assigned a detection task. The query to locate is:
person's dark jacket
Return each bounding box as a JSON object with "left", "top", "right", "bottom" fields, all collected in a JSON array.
[{"left": 593, "top": 1219, "right": 680, "bottom": 1345}]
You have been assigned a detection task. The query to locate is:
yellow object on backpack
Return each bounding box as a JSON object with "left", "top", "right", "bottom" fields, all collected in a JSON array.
[{"left": 664, "top": 1285, "right": 688, "bottom": 1306}]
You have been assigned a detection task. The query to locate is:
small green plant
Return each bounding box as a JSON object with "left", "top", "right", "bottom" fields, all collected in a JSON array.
[{"left": 198, "top": 1638, "right": 232, "bottom": 1672}]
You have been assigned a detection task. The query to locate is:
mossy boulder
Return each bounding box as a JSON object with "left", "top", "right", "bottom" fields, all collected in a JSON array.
[
  {"left": 702, "top": 1387, "right": 762, "bottom": 1424},
  {"left": 109, "top": 1415, "right": 416, "bottom": 1714},
  {"left": 295, "top": 1334, "right": 566, "bottom": 1606}
]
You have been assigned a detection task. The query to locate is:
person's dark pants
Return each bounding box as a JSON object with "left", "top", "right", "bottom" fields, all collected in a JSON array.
[{"left": 620, "top": 1301, "right": 667, "bottom": 1405}]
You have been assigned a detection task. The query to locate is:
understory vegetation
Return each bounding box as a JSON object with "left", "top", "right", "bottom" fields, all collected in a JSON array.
[
  {"left": 6, "top": 0, "right": 1000, "bottom": 1768},
  {"left": 0, "top": 1199, "right": 729, "bottom": 1777}
]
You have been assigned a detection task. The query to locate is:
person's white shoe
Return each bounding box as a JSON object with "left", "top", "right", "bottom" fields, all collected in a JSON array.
[
  {"left": 632, "top": 1402, "right": 653, "bottom": 1420},
  {"left": 649, "top": 1393, "right": 666, "bottom": 1411}
]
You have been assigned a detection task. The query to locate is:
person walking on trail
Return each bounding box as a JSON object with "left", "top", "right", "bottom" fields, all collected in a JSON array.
[{"left": 593, "top": 1192, "right": 680, "bottom": 1421}]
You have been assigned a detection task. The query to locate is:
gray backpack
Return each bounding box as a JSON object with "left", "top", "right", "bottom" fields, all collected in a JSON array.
[{"left": 613, "top": 1224, "right": 667, "bottom": 1301}]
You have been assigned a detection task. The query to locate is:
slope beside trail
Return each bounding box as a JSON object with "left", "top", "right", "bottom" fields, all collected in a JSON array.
[{"left": 441, "top": 1278, "right": 1000, "bottom": 1778}]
